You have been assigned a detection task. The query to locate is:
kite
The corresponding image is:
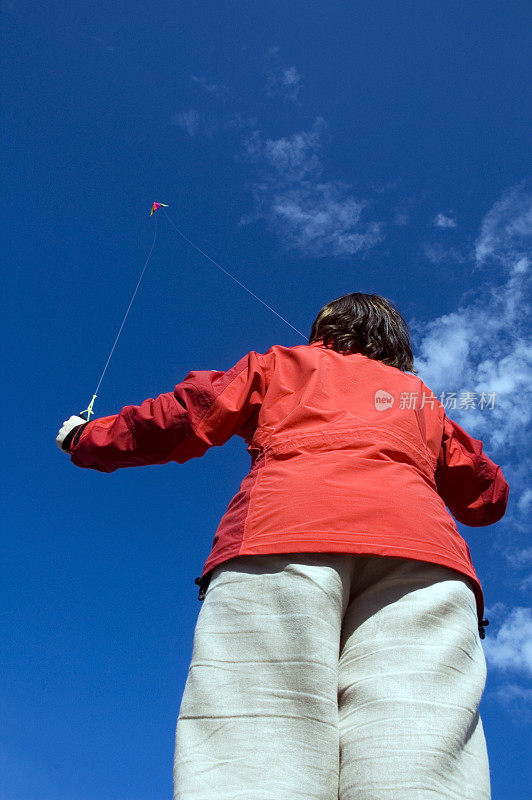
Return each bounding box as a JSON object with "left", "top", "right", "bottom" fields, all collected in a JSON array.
[{"left": 150, "top": 202, "right": 168, "bottom": 217}]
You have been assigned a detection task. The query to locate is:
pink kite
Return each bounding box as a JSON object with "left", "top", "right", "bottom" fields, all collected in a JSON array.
[{"left": 150, "top": 202, "right": 168, "bottom": 217}]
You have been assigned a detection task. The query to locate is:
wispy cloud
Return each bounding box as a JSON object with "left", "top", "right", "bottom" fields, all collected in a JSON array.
[
  {"left": 482, "top": 607, "right": 532, "bottom": 677},
  {"left": 264, "top": 49, "right": 303, "bottom": 102},
  {"left": 505, "top": 546, "right": 532, "bottom": 569},
  {"left": 503, "top": 544, "right": 532, "bottom": 593},
  {"left": 394, "top": 210, "right": 409, "bottom": 226},
  {"left": 172, "top": 109, "right": 200, "bottom": 137},
  {"left": 241, "top": 117, "right": 384, "bottom": 256},
  {"left": 422, "top": 214, "right": 461, "bottom": 263},
  {"left": 265, "top": 65, "right": 302, "bottom": 102},
  {"left": 520, "top": 574, "right": 532, "bottom": 592},
  {"left": 245, "top": 118, "right": 324, "bottom": 181},
  {"left": 475, "top": 183, "right": 532, "bottom": 266},
  {"left": 392, "top": 193, "right": 429, "bottom": 227},
  {"left": 270, "top": 186, "right": 382, "bottom": 257},
  {"left": 422, "top": 242, "right": 467, "bottom": 265},
  {"left": 492, "top": 682, "right": 532, "bottom": 724},
  {"left": 517, "top": 490, "right": 532, "bottom": 514},
  {"left": 433, "top": 213, "right": 457, "bottom": 229},
  {"left": 191, "top": 74, "right": 224, "bottom": 97}
]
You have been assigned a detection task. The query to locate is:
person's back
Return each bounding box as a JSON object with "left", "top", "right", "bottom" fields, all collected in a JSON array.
[{"left": 192, "top": 340, "right": 506, "bottom": 635}]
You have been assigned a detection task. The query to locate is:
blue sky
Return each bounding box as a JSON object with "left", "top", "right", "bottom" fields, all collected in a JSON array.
[{"left": 2, "top": 1, "right": 531, "bottom": 797}]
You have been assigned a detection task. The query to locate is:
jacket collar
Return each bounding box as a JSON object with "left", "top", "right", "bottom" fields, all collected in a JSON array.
[{"left": 308, "top": 339, "right": 366, "bottom": 357}]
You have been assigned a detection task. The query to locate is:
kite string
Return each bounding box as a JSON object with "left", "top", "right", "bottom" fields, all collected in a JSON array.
[
  {"left": 161, "top": 208, "right": 307, "bottom": 341},
  {"left": 80, "top": 215, "right": 159, "bottom": 420},
  {"left": 81, "top": 207, "right": 307, "bottom": 420}
]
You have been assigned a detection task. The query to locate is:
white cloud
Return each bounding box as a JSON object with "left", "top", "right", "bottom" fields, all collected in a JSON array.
[
  {"left": 482, "top": 607, "right": 532, "bottom": 677},
  {"left": 172, "top": 109, "right": 200, "bottom": 137},
  {"left": 475, "top": 183, "right": 532, "bottom": 266},
  {"left": 413, "top": 263, "right": 532, "bottom": 451},
  {"left": 271, "top": 186, "right": 383, "bottom": 256},
  {"left": 242, "top": 118, "right": 384, "bottom": 257},
  {"left": 191, "top": 74, "right": 222, "bottom": 95},
  {"left": 491, "top": 683, "right": 532, "bottom": 722},
  {"left": 264, "top": 67, "right": 302, "bottom": 101},
  {"left": 433, "top": 213, "right": 457, "bottom": 228},
  {"left": 264, "top": 49, "right": 302, "bottom": 102},
  {"left": 246, "top": 117, "right": 325, "bottom": 182},
  {"left": 265, "top": 68, "right": 300, "bottom": 101},
  {"left": 495, "top": 683, "right": 532, "bottom": 702},
  {"left": 413, "top": 187, "right": 532, "bottom": 454},
  {"left": 503, "top": 546, "right": 532, "bottom": 594},
  {"left": 282, "top": 66, "right": 301, "bottom": 87},
  {"left": 484, "top": 601, "right": 509, "bottom": 618},
  {"left": 517, "top": 490, "right": 532, "bottom": 514},
  {"left": 505, "top": 547, "right": 532, "bottom": 569},
  {"left": 422, "top": 242, "right": 468, "bottom": 264}
]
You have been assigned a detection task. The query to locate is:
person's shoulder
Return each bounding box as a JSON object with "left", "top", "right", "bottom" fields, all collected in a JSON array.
[
  {"left": 263, "top": 341, "right": 313, "bottom": 353},
  {"left": 237, "top": 342, "right": 318, "bottom": 375},
  {"left": 246, "top": 341, "right": 314, "bottom": 360}
]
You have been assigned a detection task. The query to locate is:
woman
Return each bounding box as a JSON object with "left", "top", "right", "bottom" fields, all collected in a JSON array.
[{"left": 57, "top": 293, "right": 509, "bottom": 800}]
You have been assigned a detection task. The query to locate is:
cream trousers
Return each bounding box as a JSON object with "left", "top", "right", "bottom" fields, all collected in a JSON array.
[{"left": 174, "top": 553, "right": 490, "bottom": 799}]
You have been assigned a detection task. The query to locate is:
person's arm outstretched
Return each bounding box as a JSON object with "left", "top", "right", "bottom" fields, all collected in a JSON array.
[{"left": 56, "top": 351, "right": 267, "bottom": 473}]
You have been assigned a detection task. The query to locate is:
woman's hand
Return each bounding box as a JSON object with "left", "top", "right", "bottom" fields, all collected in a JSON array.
[{"left": 56, "top": 415, "right": 86, "bottom": 452}]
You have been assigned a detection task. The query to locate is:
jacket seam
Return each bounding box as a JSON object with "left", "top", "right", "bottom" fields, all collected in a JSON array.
[
  {"left": 190, "top": 360, "right": 251, "bottom": 436},
  {"left": 241, "top": 448, "right": 268, "bottom": 547},
  {"left": 256, "top": 424, "right": 436, "bottom": 475}
]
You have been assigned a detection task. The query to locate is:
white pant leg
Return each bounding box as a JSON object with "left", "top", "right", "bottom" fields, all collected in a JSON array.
[
  {"left": 174, "top": 553, "right": 349, "bottom": 800},
  {"left": 338, "top": 557, "right": 490, "bottom": 800}
]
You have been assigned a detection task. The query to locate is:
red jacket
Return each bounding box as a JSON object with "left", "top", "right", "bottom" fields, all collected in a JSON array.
[{"left": 69, "top": 341, "right": 509, "bottom": 633}]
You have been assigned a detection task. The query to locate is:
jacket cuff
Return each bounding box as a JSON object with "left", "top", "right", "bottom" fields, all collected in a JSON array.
[{"left": 62, "top": 422, "right": 89, "bottom": 452}]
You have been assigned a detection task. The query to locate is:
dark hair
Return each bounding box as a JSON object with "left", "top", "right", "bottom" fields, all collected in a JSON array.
[{"left": 309, "top": 292, "right": 417, "bottom": 374}]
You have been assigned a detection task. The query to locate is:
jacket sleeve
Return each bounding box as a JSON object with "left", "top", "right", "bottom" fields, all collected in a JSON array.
[
  {"left": 434, "top": 412, "right": 509, "bottom": 526},
  {"left": 68, "top": 351, "right": 267, "bottom": 473}
]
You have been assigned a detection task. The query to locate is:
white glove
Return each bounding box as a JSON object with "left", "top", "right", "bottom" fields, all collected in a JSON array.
[{"left": 56, "top": 415, "right": 87, "bottom": 452}]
